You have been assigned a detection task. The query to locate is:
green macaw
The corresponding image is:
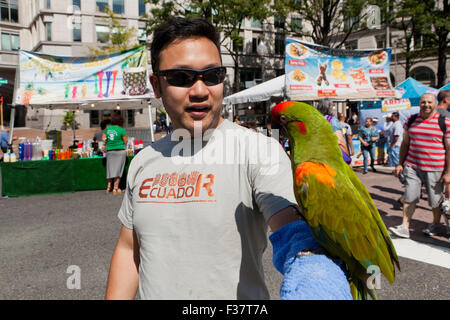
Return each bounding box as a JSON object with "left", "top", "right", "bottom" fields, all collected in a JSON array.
[{"left": 271, "top": 101, "right": 400, "bottom": 300}]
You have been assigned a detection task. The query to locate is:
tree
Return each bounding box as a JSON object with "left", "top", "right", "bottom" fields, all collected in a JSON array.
[
  {"left": 425, "top": 0, "right": 449, "bottom": 88},
  {"left": 273, "top": 0, "right": 369, "bottom": 48},
  {"left": 390, "top": 0, "right": 431, "bottom": 79},
  {"left": 144, "top": 0, "right": 272, "bottom": 92},
  {"left": 88, "top": 6, "right": 139, "bottom": 55}
]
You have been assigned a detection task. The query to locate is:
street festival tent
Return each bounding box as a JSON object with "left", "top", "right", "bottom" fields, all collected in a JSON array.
[
  {"left": 359, "top": 77, "right": 440, "bottom": 126},
  {"left": 439, "top": 83, "right": 450, "bottom": 91},
  {"left": 8, "top": 45, "right": 161, "bottom": 145}
]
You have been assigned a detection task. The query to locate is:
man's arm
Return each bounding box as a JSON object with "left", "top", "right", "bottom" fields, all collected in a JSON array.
[
  {"left": 105, "top": 225, "right": 140, "bottom": 299},
  {"left": 395, "top": 130, "right": 410, "bottom": 177},
  {"left": 268, "top": 206, "right": 302, "bottom": 232},
  {"left": 441, "top": 137, "right": 450, "bottom": 184}
]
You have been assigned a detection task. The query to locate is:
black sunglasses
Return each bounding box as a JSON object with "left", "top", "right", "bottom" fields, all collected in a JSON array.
[{"left": 154, "top": 66, "right": 226, "bottom": 87}]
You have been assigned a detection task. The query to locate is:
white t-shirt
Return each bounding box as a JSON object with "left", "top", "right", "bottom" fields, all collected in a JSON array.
[{"left": 118, "top": 119, "right": 297, "bottom": 299}]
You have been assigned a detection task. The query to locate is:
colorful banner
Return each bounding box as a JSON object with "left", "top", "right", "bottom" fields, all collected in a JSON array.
[
  {"left": 285, "top": 38, "right": 395, "bottom": 100},
  {"left": 15, "top": 46, "right": 151, "bottom": 105},
  {"left": 381, "top": 98, "right": 411, "bottom": 112}
]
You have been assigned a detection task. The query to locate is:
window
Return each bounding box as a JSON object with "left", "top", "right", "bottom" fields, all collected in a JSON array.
[
  {"left": 45, "top": 22, "right": 52, "bottom": 41},
  {"left": 290, "top": 17, "right": 302, "bottom": 33},
  {"left": 233, "top": 37, "right": 243, "bottom": 52},
  {"left": 138, "top": 0, "right": 145, "bottom": 16},
  {"left": 252, "top": 37, "right": 260, "bottom": 54},
  {"left": 72, "top": 0, "right": 80, "bottom": 10},
  {"left": 45, "top": 0, "right": 50, "bottom": 9},
  {"left": 112, "top": 0, "right": 124, "bottom": 14},
  {"left": 345, "top": 39, "right": 358, "bottom": 50},
  {"left": 413, "top": 32, "right": 433, "bottom": 49},
  {"left": 239, "top": 68, "right": 261, "bottom": 90},
  {"left": 375, "top": 35, "right": 385, "bottom": 49},
  {"left": 275, "top": 35, "right": 285, "bottom": 55},
  {"left": 411, "top": 66, "right": 436, "bottom": 88},
  {"left": 73, "top": 23, "right": 81, "bottom": 42},
  {"left": 250, "top": 18, "right": 262, "bottom": 29},
  {"left": 127, "top": 110, "right": 134, "bottom": 126},
  {"left": 96, "top": 25, "right": 109, "bottom": 43},
  {"left": 138, "top": 28, "right": 146, "bottom": 45},
  {"left": 1, "top": 32, "right": 19, "bottom": 50},
  {"left": 344, "top": 16, "right": 359, "bottom": 32},
  {"left": 1, "top": 0, "right": 19, "bottom": 23},
  {"left": 96, "top": 0, "right": 108, "bottom": 12},
  {"left": 274, "top": 16, "right": 285, "bottom": 29}
]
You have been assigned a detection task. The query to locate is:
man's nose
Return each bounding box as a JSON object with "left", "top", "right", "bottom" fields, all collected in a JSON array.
[{"left": 189, "top": 79, "right": 209, "bottom": 97}]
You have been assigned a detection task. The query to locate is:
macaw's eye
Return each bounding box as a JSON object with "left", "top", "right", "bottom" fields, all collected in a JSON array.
[{"left": 280, "top": 115, "right": 287, "bottom": 122}]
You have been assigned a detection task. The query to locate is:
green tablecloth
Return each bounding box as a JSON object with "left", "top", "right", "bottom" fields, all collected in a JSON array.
[{"left": 1, "top": 157, "right": 132, "bottom": 197}]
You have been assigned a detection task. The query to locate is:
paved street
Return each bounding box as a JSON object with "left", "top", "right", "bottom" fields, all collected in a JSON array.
[{"left": 0, "top": 164, "right": 449, "bottom": 300}]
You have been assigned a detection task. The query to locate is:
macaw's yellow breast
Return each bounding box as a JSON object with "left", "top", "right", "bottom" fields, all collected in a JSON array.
[{"left": 295, "top": 162, "right": 336, "bottom": 189}]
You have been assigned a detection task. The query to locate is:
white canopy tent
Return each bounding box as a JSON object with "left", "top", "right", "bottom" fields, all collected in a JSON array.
[{"left": 222, "top": 75, "right": 286, "bottom": 105}]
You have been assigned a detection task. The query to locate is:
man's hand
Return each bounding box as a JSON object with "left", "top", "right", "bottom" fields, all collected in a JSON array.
[
  {"left": 394, "top": 164, "right": 403, "bottom": 178},
  {"left": 440, "top": 172, "right": 450, "bottom": 184}
]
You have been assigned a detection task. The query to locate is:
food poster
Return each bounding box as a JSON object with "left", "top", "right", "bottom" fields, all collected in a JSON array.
[
  {"left": 285, "top": 38, "right": 396, "bottom": 100},
  {"left": 15, "top": 46, "right": 151, "bottom": 105}
]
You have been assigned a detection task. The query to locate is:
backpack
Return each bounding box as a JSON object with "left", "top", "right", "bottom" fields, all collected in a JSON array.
[{"left": 406, "top": 113, "right": 446, "bottom": 133}]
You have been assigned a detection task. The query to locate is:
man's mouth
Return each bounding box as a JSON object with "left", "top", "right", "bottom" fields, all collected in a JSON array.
[{"left": 186, "top": 105, "right": 210, "bottom": 119}]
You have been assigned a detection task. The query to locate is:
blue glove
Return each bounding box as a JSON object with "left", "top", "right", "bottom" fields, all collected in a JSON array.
[{"left": 269, "top": 220, "right": 352, "bottom": 300}]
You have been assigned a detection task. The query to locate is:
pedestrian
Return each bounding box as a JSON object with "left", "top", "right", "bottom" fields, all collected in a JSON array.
[
  {"left": 373, "top": 117, "right": 386, "bottom": 165},
  {"left": 338, "top": 112, "right": 354, "bottom": 157},
  {"left": 383, "top": 113, "right": 394, "bottom": 166},
  {"left": 94, "top": 120, "right": 110, "bottom": 142},
  {"left": 388, "top": 112, "right": 403, "bottom": 167},
  {"left": 390, "top": 93, "right": 450, "bottom": 239},
  {"left": 358, "top": 117, "right": 379, "bottom": 174},
  {"left": 1, "top": 125, "right": 10, "bottom": 154},
  {"left": 105, "top": 17, "right": 351, "bottom": 300},
  {"left": 316, "top": 99, "right": 351, "bottom": 164},
  {"left": 102, "top": 114, "right": 128, "bottom": 194},
  {"left": 436, "top": 89, "right": 450, "bottom": 239}
]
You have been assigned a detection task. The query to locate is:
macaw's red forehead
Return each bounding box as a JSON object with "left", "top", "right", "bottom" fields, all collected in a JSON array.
[{"left": 271, "top": 101, "right": 295, "bottom": 121}]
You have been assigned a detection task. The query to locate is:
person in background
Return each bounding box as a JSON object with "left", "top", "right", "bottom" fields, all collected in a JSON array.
[
  {"left": 358, "top": 117, "right": 379, "bottom": 174},
  {"left": 316, "top": 99, "right": 351, "bottom": 163},
  {"left": 391, "top": 93, "right": 450, "bottom": 239},
  {"left": 94, "top": 120, "right": 109, "bottom": 142},
  {"left": 234, "top": 115, "right": 241, "bottom": 125},
  {"left": 436, "top": 90, "right": 450, "bottom": 239},
  {"left": 338, "top": 112, "right": 354, "bottom": 158},
  {"left": 388, "top": 112, "right": 403, "bottom": 167},
  {"left": 102, "top": 114, "right": 128, "bottom": 194},
  {"left": 383, "top": 114, "right": 394, "bottom": 166},
  {"left": 1, "top": 125, "right": 10, "bottom": 155}
]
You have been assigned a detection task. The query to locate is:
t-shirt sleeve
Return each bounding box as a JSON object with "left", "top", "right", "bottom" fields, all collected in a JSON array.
[
  {"left": 117, "top": 155, "right": 139, "bottom": 229},
  {"left": 445, "top": 118, "right": 450, "bottom": 140},
  {"left": 250, "top": 136, "right": 298, "bottom": 222},
  {"left": 346, "top": 124, "right": 352, "bottom": 136}
]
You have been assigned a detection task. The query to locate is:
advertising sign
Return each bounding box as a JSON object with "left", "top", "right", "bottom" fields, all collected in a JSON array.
[
  {"left": 285, "top": 38, "right": 395, "bottom": 100},
  {"left": 15, "top": 46, "right": 151, "bottom": 105}
]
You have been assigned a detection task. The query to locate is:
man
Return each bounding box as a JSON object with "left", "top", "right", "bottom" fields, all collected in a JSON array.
[
  {"left": 388, "top": 112, "right": 403, "bottom": 167},
  {"left": 436, "top": 90, "right": 450, "bottom": 239},
  {"left": 105, "top": 18, "right": 350, "bottom": 300},
  {"left": 358, "top": 117, "right": 379, "bottom": 174},
  {"left": 383, "top": 113, "right": 394, "bottom": 166},
  {"left": 390, "top": 93, "right": 450, "bottom": 239},
  {"left": 338, "top": 112, "right": 354, "bottom": 157}
]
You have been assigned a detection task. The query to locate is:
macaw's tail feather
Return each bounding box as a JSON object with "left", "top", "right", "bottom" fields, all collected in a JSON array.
[{"left": 350, "top": 280, "right": 378, "bottom": 300}]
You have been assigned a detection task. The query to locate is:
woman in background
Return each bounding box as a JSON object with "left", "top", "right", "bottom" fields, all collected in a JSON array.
[{"left": 102, "top": 114, "right": 127, "bottom": 194}]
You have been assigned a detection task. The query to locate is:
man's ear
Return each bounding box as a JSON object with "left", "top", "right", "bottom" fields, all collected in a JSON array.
[{"left": 150, "top": 74, "right": 162, "bottom": 98}]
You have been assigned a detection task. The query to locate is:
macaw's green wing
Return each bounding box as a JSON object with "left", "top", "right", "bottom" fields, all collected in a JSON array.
[
  {"left": 293, "top": 161, "right": 398, "bottom": 286},
  {"left": 345, "top": 164, "right": 400, "bottom": 274}
]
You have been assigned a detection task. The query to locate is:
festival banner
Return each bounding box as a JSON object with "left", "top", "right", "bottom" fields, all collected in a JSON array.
[
  {"left": 15, "top": 46, "right": 151, "bottom": 105},
  {"left": 285, "top": 38, "right": 395, "bottom": 100}
]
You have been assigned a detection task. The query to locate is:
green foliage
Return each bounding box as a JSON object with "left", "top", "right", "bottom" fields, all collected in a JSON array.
[
  {"left": 88, "top": 5, "right": 139, "bottom": 55},
  {"left": 272, "top": 0, "right": 368, "bottom": 48},
  {"left": 62, "top": 111, "right": 79, "bottom": 130}
]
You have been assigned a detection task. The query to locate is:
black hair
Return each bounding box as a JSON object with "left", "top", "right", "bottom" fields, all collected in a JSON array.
[
  {"left": 150, "top": 17, "right": 221, "bottom": 72},
  {"left": 111, "top": 114, "right": 123, "bottom": 126},
  {"left": 438, "top": 90, "right": 450, "bottom": 103},
  {"left": 100, "top": 120, "right": 107, "bottom": 130}
]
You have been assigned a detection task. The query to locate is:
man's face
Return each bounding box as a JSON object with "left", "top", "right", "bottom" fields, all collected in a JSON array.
[
  {"left": 365, "top": 118, "right": 372, "bottom": 127},
  {"left": 419, "top": 94, "right": 437, "bottom": 117},
  {"left": 150, "top": 37, "right": 224, "bottom": 136}
]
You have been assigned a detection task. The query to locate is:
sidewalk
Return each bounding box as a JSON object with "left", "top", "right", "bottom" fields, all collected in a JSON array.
[{"left": 355, "top": 164, "right": 450, "bottom": 247}]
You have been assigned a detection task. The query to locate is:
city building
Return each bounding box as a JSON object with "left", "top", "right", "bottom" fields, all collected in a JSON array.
[{"left": 0, "top": 0, "right": 448, "bottom": 130}]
